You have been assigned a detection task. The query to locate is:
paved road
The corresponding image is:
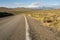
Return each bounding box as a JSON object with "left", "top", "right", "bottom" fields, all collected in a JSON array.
[
  {"left": 0, "top": 15, "right": 60, "bottom": 40},
  {"left": 0, "top": 15, "right": 25, "bottom": 40}
]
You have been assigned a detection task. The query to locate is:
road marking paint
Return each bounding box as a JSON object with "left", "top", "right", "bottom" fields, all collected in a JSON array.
[{"left": 24, "top": 16, "right": 31, "bottom": 40}]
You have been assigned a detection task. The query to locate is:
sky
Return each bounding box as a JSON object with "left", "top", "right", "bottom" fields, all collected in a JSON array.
[{"left": 0, "top": 0, "right": 60, "bottom": 8}]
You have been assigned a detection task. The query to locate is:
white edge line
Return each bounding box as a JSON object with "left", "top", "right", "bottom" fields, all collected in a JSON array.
[{"left": 24, "top": 16, "right": 31, "bottom": 40}]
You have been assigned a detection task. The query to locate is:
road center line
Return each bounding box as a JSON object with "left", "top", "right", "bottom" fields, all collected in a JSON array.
[{"left": 24, "top": 16, "right": 31, "bottom": 40}]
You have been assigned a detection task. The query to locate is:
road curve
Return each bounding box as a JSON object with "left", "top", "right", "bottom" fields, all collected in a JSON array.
[
  {"left": 0, "top": 15, "right": 60, "bottom": 40},
  {"left": 0, "top": 15, "right": 25, "bottom": 40}
]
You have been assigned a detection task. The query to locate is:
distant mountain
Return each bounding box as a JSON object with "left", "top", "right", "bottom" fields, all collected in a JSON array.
[
  {"left": 12, "top": 7, "right": 32, "bottom": 11},
  {"left": 31, "top": 6, "right": 59, "bottom": 10},
  {"left": 0, "top": 7, "right": 12, "bottom": 12},
  {"left": 0, "top": 7, "right": 32, "bottom": 12},
  {"left": 0, "top": 6, "right": 60, "bottom": 11}
]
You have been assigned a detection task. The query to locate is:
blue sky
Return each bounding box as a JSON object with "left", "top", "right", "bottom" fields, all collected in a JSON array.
[{"left": 0, "top": 0, "right": 60, "bottom": 8}]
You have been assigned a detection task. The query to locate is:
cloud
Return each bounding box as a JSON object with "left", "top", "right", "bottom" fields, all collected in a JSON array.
[
  {"left": 0, "top": 2, "right": 60, "bottom": 8},
  {"left": 13, "top": 2, "right": 42, "bottom": 8},
  {"left": 0, "top": 4, "right": 9, "bottom": 8},
  {"left": 13, "top": 2, "right": 60, "bottom": 8},
  {"left": 44, "top": 3, "right": 60, "bottom": 7},
  {"left": 14, "top": 2, "right": 26, "bottom": 7},
  {"left": 14, "top": 2, "right": 24, "bottom": 5},
  {"left": 27, "top": 2, "right": 41, "bottom": 8}
]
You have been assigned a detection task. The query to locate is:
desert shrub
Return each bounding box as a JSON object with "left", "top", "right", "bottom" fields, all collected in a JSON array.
[{"left": 28, "top": 9, "right": 60, "bottom": 31}]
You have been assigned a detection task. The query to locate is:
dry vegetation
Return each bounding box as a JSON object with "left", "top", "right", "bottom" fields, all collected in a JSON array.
[
  {"left": 7, "top": 8, "right": 60, "bottom": 32},
  {"left": 27, "top": 9, "right": 60, "bottom": 31},
  {"left": 1, "top": 7, "right": 60, "bottom": 32},
  {"left": 1, "top": 7, "right": 60, "bottom": 38}
]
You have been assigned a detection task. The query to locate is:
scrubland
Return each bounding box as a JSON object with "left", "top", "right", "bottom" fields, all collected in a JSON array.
[{"left": 26, "top": 9, "right": 60, "bottom": 32}]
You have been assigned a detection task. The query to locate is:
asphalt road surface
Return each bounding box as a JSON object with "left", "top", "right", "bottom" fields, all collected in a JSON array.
[
  {"left": 0, "top": 15, "right": 60, "bottom": 40},
  {"left": 0, "top": 15, "right": 25, "bottom": 40}
]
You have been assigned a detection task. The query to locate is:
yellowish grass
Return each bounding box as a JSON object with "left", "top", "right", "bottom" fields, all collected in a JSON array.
[{"left": 27, "top": 9, "right": 60, "bottom": 31}]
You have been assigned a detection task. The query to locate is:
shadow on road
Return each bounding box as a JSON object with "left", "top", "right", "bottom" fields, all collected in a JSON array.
[{"left": 0, "top": 12, "right": 14, "bottom": 18}]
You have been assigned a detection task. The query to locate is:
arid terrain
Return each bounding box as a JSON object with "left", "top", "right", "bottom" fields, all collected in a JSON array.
[{"left": 0, "top": 7, "right": 60, "bottom": 40}]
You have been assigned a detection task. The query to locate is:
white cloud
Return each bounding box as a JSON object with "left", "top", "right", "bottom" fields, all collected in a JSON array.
[
  {"left": 13, "top": 2, "right": 42, "bottom": 8},
  {"left": 27, "top": 2, "right": 41, "bottom": 8},
  {"left": 14, "top": 2, "right": 24, "bottom": 5},
  {"left": 0, "top": 2, "right": 60, "bottom": 8},
  {"left": 14, "top": 2, "right": 26, "bottom": 7},
  {"left": 0, "top": 4, "right": 9, "bottom": 8},
  {"left": 43, "top": 3, "right": 60, "bottom": 7},
  {"left": 14, "top": 2, "right": 59, "bottom": 8}
]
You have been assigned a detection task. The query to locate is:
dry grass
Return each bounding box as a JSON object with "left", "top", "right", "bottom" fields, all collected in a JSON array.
[
  {"left": 1, "top": 7, "right": 60, "bottom": 31},
  {"left": 27, "top": 9, "right": 60, "bottom": 31}
]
